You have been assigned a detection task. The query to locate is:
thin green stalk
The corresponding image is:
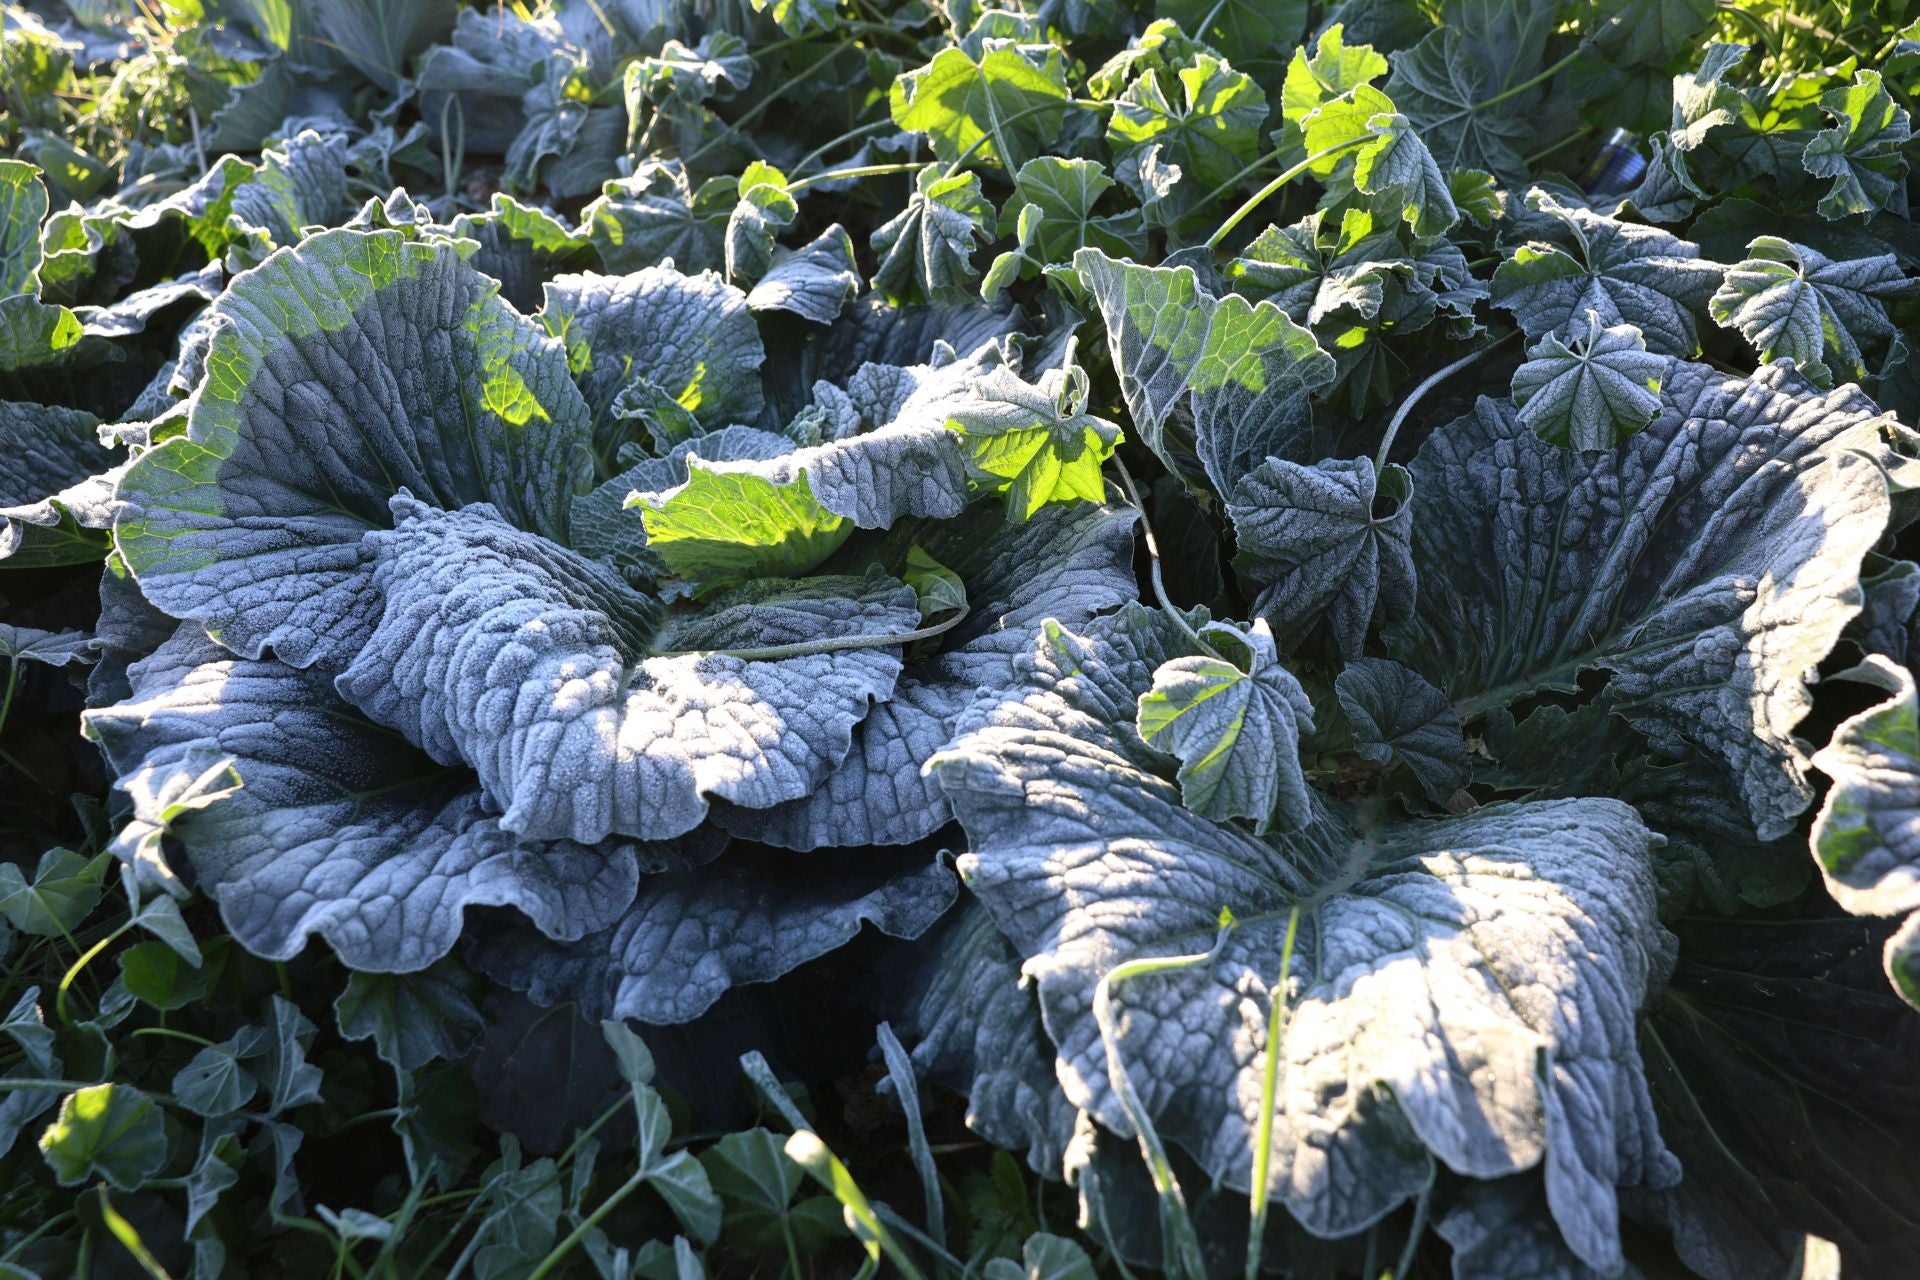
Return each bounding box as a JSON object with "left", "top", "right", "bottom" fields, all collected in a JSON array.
[
  {"left": 1373, "top": 331, "right": 1519, "bottom": 473},
  {"left": 789, "top": 118, "right": 894, "bottom": 176},
  {"left": 127, "top": 1026, "right": 221, "bottom": 1050},
  {"left": 524, "top": 1169, "right": 649, "bottom": 1280},
  {"left": 1109, "top": 455, "right": 1210, "bottom": 654},
  {"left": 649, "top": 607, "right": 968, "bottom": 662},
  {"left": 0, "top": 658, "right": 20, "bottom": 741},
  {"left": 786, "top": 161, "right": 923, "bottom": 192},
  {"left": 1205, "top": 138, "right": 1370, "bottom": 251},
  {"left": 939, "top": 97, "right": 1113, "bottom": 180},
  {"left": 1244, "top": 905, "right": 1303, "bottom": 1280},
  {"left": 1473, "top": 44, "right": 1587, "bottom": 116},
  {"left": 56, "top": 919, "right": 133, "bottom": 1026},
  {"left": 1390, "top": 1182, "right": 1432, "bottom": 1280},
  {"left": 681, "top": 49, "right": 845, "bottom": 168},
  {"left": 97, "top": 1187, "right": 175, "bottom": 1280}
]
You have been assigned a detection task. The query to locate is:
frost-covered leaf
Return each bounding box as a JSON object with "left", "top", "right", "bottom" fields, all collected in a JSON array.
[
  {"left": 1075, "top": 249, "right": 1335, "bottom": 491},
  {"left": 583, "top": 162, "right": 724, "bottom": 276},
  {"left": 1708, "top": 237, "right": 1915, "bottom": 386},
  {"left": 1440, "top": 1176, "right": 1617, "bottom": 1280},
  {"left": 39, "top": 1084, "right": 168, "bottom": 1190},
  {"left": 450, "top": 193, "right": 599, "bottom": 315},
  {"left": 889, "top": 45, "right": 1070, "bottom": 170},
  {"left": 0, "top": 625, "right": 94, "bottom": 667},
  {"left": 542, "top": 266, "right": 765, "bottom": 447},
  {"left": 746, "top": 225, "right": 859, "bottom": 325},
  {"left": 336, "top": 500, "right": 918, "bottom": 843},
  {"left": 1349, "top": 109, "right": 1459, "bottom": 237},
  {"left": 717, "top": 500, "right": 1138, "bottom": 850},
  {"left": 999, "top": 158, "right": 1145, "bottom": 266},
  {"left": 636, "top": 462, "right": 849, "bottom": 587},
  {"left": 1333, "top": 657, "right": 1468, "bottom": 804},
  {"left": 335, "top": 958, "right": 487, "bottom": 1071},
  {"left": 1491, "top": 191, "right": 1723, "bottom": 355},
  {"left": 1106, "top": 55, "right": 1267, "bottom": 215},
  {"left": 1511, "top": 313, "right": 1667, "bottom": 450},
  {"left": 114, "top": 228, "right": 593, "bottom": 670},
  {"left": 471, "top": 845, "right": 956, "bottom": 1023},
  {"left": 932, "top": 609, "right": 1676, "bottom": 1273},
  {"left": 0, "top": 160, "right": 47, "bottom": 296},
  {"left": 1802, "top": 70, "right": 1911, "bottom": 220},
  {"left": 871, "top": 167, "right": 994, "bottom": 305},
  {"left": 944, "top": 356, "right": 1121, "bottom": 520},
  {"left": 1137, "top": 618, "right": 1313, "bottom": 831},
  {"left": 85, "top": 627, "right": 642, "bottom": 971},
  {"left": 1226, "top": 455, "right": 1414, "bottom": 659},
  {"left": 725, "top": 161, "right": 797, "bottom": 287},
  {"left": 1393, "top": 361, "right": 1902, "bottom": 839},
  {"left": 1383, "top": 2, "right": 1561, "bottom": 180},
  {"left": 0, "top": 400, "right": 114, "bottom": 567}
]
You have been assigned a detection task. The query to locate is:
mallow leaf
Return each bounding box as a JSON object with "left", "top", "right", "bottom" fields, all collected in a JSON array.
[
  {"left": 635, "top": 462, "right": 850, "bottom": 588},
  {"left": 943, "top": 353, "right": 1121, "bottom": 520},
  {"left": 1226, "top": 455, "right": 1415, "bottom": 660},
  {"left": 1136, "top": 618, "right": 1314, "bottom": 832},
  {"left": 1333, "top": 658, "right": 1469, "bottom": 804},
  {"left": 871, "top": 167, "right": 994, "bottom": 305},
  {"left": 1809, "top": 655, "right": 1920, "bottom": 1007},
  {"left": 1491, "top": 190, "right": 1723, "bottom": 355},
  {"left": 889, "top": 44, "right": 1070, "bottom": 170},
  {"left": 1802, "top": 70, "right": 1911, "bottom": 220},
  {"left": 1000, "top": 158, "right": 1146, "bottom": 265},
  {"left": 334, "top": 958, "right": 487, "bottom": 1072},
  {"left": 114, "top": 228, "right": 593, "bottom": 671},
  {"left": 1511, "top": 313, "right": 1668, "bottom": 451},
  {"left": 38, "top": 1084, "right": 168, "bottom": 1190},
  {"left": 1280, "top": 23, "right": 1389, "bottom": 133},
  {"left": 745, "top": 225, "right": 859, "bottom": 326},
  {"left": 471, "top": 844, "right": 956, "bottom": 1023},
  {"left": 335, "top": 499, "right": 920, "bottom": 844},
  {"left": 1106, "top": 55, "right": 1268, "bottom": 208},
  {"left": 1075, "top": 249, "right": 1336, "bottom": 491},
  {"left": 1392, "top": 361, "right": 1903, "bottom": 839},
  {"left": 932, "top": 608, "right": 1677, "bottom": 1274},
  {"left": 84, "top": 627, "right": 643, "bottom": 971},
  {"left": 583, "top": 161, "right": 725, "bottom": 276},
  {"left": 0, "top": 159, "right": 47, "bottom": 295},
  {"left": 715, "top": 499, "right": 1138, "bottom": 850},
  {"left": 1708, "top": 237, "right": 1915, "bottom": 386},
  {"left": 1349, "top": 109, "right": 1459, "bottom": 237},
  {"left": 1383, "top": 2, "right": 1561, "bottom": 180},
  {"left": 0, "top": 400, "right": 115, "bottom": 567}
]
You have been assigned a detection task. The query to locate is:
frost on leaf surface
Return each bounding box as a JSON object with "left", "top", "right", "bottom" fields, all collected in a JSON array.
[
  {"left": 469, "top": 843, "right": 955, "bottom": 1023},
  {"left": 718, "top": 500, "right": 1138, "bottom": 850},
  {"left": 1708, "top": 236, "right": 1915, "bottom": 386},
  {"left": 83, "top": 628, "right": 641, "bottom": 972},
  {"left": 0, "top": 400, "right": 116, "bottom": 566},
  {"left": 1074, "top": 248, "right": 1335, "bottom": 491},
  {"left": 1393, "top": 361, "right": 1901, "bottom": 840},
  {"left": 1511, "top": 314, "right": 1667, "bottom": 451},
  {"left": 1334, "top": 657, "right": 1468, "bottom": 803},
  {"left": 334, "top": 499, "right": 918, "bottom": 844},
  {"left": 113, "top": 228, "right": 593, "bottom": 670},
  {"left": 931, "top": 608, "right": 1676, "bottom": 1272},
  {"left": 1226, "top": 455, "right": 1414, "bottom": 660},
  {"left": 1810, "top": 655, "right": 1920, "bottom": 1008}
]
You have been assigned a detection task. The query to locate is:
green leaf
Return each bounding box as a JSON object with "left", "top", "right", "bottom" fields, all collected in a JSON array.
[
  {"left": 1447, "top": 168, "right": 1502, "bottom": 227},
  {"left": 699, "top": 1128, "right": 809, "bottom": 1253},
  {"left": 1135, "top": 618, "right": 1314, "bottom": 831},
  {"left": 890, "top": 45, "right": 1071, "bottom": 170},
  {"left": 1350, "top": 110, "right": 1459, "bottom": 237},
  {"left": 0, "top": 849, "right": 103, "bottom": 937},
  {"left": 602, "top": 1019, "right": 656, "bottom": 1087},
  {"left": 1155, "top": 0, "right": 1306, "bottom": 70},
  {"left": 748, "top": 0, "right": 836, "bottom": 36},
  {"left": 983, "top": 1233, "right": 1098, "bottom": 1280},
  {"left": 1107, "top": 54, "right": 1268, "bottom": 217},
  {"left": 259, "top": 995, "right": 324, "bottom": 1116},
  {"left": 173, "top": 1027, "right": 268, "bottom": 1117},
  {"left": 333, "top": 959, "right": 486, "bottom": 1072},
  {"left": 871, "top": 167, "right": 994, "bottom": 304},
  {"left": 38, "top": 1084, "right": 167, "bottom": 1190},
  {"left": 649, "top": 1149, "right": 724, "bottom": 1245},
  {"left": 903, "top": 545, "right": 968, "bottom": 620},
  {"left": 0, "top": 160, "right": 48, "bottom": 296},
  {"left": 1280, "top": 23, "right": 1389, "bottom": 131},
  {"left": 943, "top": 358, "right": 1121, "bottom": 520},
  {"left": 1802, "top": 70, "right": 1911, "bottom": 220},
  {"left": 118, "top": 940, "right": 207, "bottom": 1011},
  {"left": 1709, "top": 236, "right": 1917, "bottom": 386},
  {"left": 583, "top": 162, "right": 724, "bottom": 276},
  {"left": 1511, "top": 313, "right": 1667, "bottom": 450},
  {"left": 635, "top": 461, "right": 852, "bottom": 587},
  {"left": 998, "top": 158, "right": 1145, "bottom": 264},
  {"left": 726, "top": 161, "right": 798, "bottom": 287},
  {"left": 1383, "top": 0, "right": 1563, "bottom": 180}
]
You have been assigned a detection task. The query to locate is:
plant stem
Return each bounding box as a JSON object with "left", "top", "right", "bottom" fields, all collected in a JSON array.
[
  {"left": 789, "top": 119, "right": 894, "bottom": 176},
  {"left": 1373, "top": 331, "right": 1519, "bottom": 473},
  {"left": 650, "top": 607, "right": 968, "bottom": 661},
  {"left": 57, "top": 920, "right": 132, "bottom": 1026},
  {"left": 1244, "top": 905, "right": 1302, "bottom": 1280},
  {"left": 1391, "top": 1181, "right": 1432, "bottom": 1280},
  {"left": 524, "top": 1169, "right": 648, "bottom": 1280},
  {"left": 1205, "top": 138, "right": 1369, "bottom": 251},
  {"left": 787, "top": 161, "right": 922, "bottom": 192},
  {"left": 1109, "top": 455, "right": 1210, "bottom": 654}
]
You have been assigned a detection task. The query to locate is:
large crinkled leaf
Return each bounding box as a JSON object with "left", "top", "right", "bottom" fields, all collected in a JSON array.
[
  {"left": 1136, "top": 619, "right": 1314, "bottom": 832},
  {"left": 931, "top": 609, "right": 1677, "bottom": 1272},
  {"left": 335, "top": 499, "right": 919, "bottom": 844},
  {"left": 0, "top": 400, "right": 114, "bottom": 566},
  {"left": 716, "top": 500, "right": 1139, "bottom": 850},
  {"left": 450, "top": 193, "right": 599, "bottom": 316},
  {"left": 870, "top": 902, "right": 1078, "bottom": 1173},
  {"left": 0, "top": 159, "right": 49, "bottom": 296},
  {"left": 1074, "top": 249, "right": 1335, "bottom": 491},
  {"left": 470, "top": 844, "right": 956, "bottom": 1023},
  {"left": 1333, "top": 657, "right": 1468, "bottom": 804},
  {"left": 541, "top": 267, "right": 765, "bottom": 448},
  {"left": 889, "top": 44, "right": 1070, "bottom": 170},
  {"left": 83, "top": 628, "right": 642, "bottom": 972},
  {"left": 1393, "top": 361, "right": 1901, "bottom": 840},
  {"left": 582, "top": 162, "right": 724, "bottom": 276},
  {"left": 1226, "top": 455, "right": 1414, "bottom": 659},
  {"left": 114, "top": 228, "right": 593, "bottom": 670},
  {"left": 1511, "top": 313, "right": 1668, "bottom": 450},
  {"left": 1440, "top": 1176, "right": 1617, "bottom": 1280},
  {"left": 943, "top": 357, "right": 1121, "bottom": 520},
  {"left": 1809, "top": 655, "right": 1920, "bottom": 1007},
  {"left": 744, "top": 225, "right": 859, "bottom": 325},
  {"left": 636, "top": 462, "right": 850, "bottom": 588},
  {"left": 1708, "top": 236, "right": 1916, "bottom": 387},
  {"left": 1490, "top": 190, "right": 1724, "bottom": 356},
  {"left": 1801, "top": 70, "right": 1911, "bottom": 220}
]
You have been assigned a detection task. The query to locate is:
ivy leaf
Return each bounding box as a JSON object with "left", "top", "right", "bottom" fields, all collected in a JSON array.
[
  {"left": 1511, "top": 313, "right": 1668, "bottom": 450},
  {"left": 634, "top": 460, "right": 851, "bottom": 587},
  {"left": 1136, "top": 619, "right": 1315, "bottom": 832},
  {"left": 1802, "top": 70, "right": 1911, "bottom": 220},
  {"left": 943, "top": 356, "right": 1122, "bottom": 520},
  {"left": 870, "top": 167, "right": 994, "bottom": 305},
  {"left": 890, "top": 45, "right": 1070, "bottom": 170},
  {"left": 1709, "top": 236, "right": 1917, "bottom": 386},
  {"left": 38, "top": 1085, "right": 167, "bottom": 1190},
  {"left": 1226, "top": 456, "right": 1415, "bottom": 660}
]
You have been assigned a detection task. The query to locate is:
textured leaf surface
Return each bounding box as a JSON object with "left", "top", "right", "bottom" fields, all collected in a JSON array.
[
  {"left": 336, "top": 500, "right": 917, "bottom": 843},
  {"left": 1394, "top": 361, "right": 1899, "bottom": 839},
  {"left": 1708, "top": 236, "right": 1914, "bottom": 385},
  {"left": 636, "top": 463, "right": 849, "bottom": 587},
  {"left": 745, "top": 225, "right": 860, "bottom": 325},
  {"left": 1511, "top": 314, "right": 1667, "bottom": 450},
  {"left": 85, "top": 627, "right": 641, "bottom": 971},
  {"left": 1334, "top": 657, "right": 1468, "bottom": 803},
  {"left": 1136, "top": 619, "right": 1315, "bottom": 831},
  {"left": 889, "top": 45, "right": 1069, "bottom": 170},
  {"left": 870, "top": 167, "right": 994, "bottom": 305},
  {"left": 943, "top": 358, "right": 1120, "bottom": 520},
  {"left": 38, "top": 1084, "right": 167, "bottom": 1190},
  {"left": 1226, "top": 455, "right": 1413, "bottom": 659},
  {"left": 0, "top": 400, "right": 114, "bottom": 566},
  {"left": 932, "top": 609, "right": 1676, "bottom": 1272},
  {"left": 471, "top": 845, "right": 956, "bottom": 1023},
  {"left": 1075, "top": 249, "right": 1335, "bottom": 490},
  {"left": 114, "top": 229, "right": 592, "bottom": 670},
  {"left": 1802, "top": 70, "right": 1911, "bottom": 220}
]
